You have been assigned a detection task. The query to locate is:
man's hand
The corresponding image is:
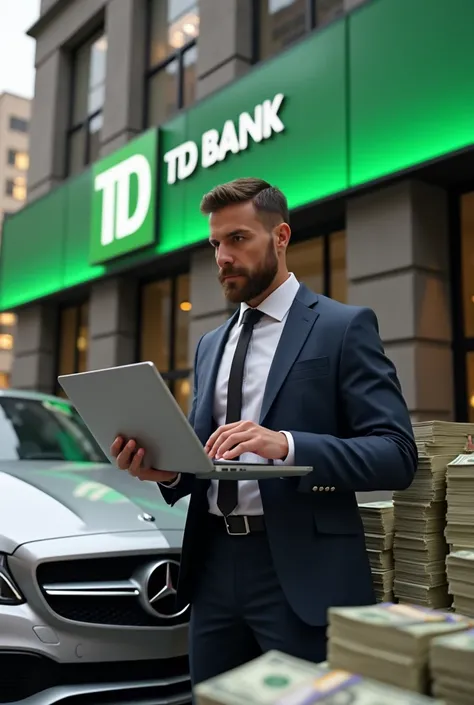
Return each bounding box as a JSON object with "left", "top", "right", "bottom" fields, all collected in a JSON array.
[
  {"left": 205, "top": 421, "right": 289, "bottom": 461},
  {"left": 110, "top": 437, "right": 178, "bottom": 483}
]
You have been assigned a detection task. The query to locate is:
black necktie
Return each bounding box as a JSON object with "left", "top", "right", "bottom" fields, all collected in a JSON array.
[{"left": 217, "top": 308, "right": 264, "bottom": 517}]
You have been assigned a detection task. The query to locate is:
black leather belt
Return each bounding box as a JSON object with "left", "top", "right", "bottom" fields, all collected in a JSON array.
[{"left": 208, "top": 512, "right": 266, "bottom": 536}]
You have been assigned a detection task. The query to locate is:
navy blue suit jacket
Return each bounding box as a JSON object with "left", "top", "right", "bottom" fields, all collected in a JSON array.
[{"left": 159, "top": 284, "right": 417, "bottom": 626}]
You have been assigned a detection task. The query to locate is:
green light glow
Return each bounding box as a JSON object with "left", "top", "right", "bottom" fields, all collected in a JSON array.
[{"left": 1, "top": 0, "right": 474, "bottom": 310}]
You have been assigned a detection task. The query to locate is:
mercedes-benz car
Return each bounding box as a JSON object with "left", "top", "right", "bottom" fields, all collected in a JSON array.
[{"left": 0, "top": 390, "right": 190, "bottom": 705}]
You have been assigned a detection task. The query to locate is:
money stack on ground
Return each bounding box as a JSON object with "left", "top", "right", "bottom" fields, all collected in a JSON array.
[
  {"left": 327, "top": 602, "right": 473, "bottom": 694},
  {"left": 194, "top": 650, "right": 443, "bottom": 705},
  {"left": 445, "top": 452, "right": 474, "bottom": 553},
  {"left": 358, "top": 501, "right": 394, "bottom": 601},
  {"left": 392, "top": 421, "right": 474, "bottom": 609},
  {"left": 430, "top": 628, "right": 474, "bottom": 705},
  {"left": 446, "top": 550, "right": 474, "bottom": 618}
]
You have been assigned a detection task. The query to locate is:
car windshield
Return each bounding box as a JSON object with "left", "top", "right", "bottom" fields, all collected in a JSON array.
[{"left": 0, "top": 396, "right": 107, "bottom": 463}]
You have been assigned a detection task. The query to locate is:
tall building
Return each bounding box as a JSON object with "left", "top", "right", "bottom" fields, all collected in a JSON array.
[
  {"left": 0, "top": 92, "right": 31, "bottom": 387},
  {"left": 1, "top": 0, "right": 473, "bottom": 423}
]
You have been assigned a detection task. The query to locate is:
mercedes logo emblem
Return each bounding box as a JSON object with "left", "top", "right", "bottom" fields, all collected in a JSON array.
[{"left": 133, "top": 559, "right": 189, "bottom": 619}]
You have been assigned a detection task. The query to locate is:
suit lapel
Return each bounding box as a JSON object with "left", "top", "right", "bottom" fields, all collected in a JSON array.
[
  {"left": 259, "top": 285, "right": 319, "bottom": 424},
  {"left": 193, "top": 310, "right": 239, "bottom": 443}
]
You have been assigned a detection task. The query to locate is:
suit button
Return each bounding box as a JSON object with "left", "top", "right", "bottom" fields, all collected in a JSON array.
[
  {"left": 319, "top": 486, "right": 324, "bottom": 491},
  {"left": 330, "top": 487, "right": 335, "bottom": 491},
  {"left": 325, "top": 487, "right": 330, "bottom": 492},
  {"left": 312, "top": 486, "right": 318, "bottom": 492}
]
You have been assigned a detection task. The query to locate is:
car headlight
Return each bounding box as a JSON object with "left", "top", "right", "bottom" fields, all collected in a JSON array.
[{"left": 0, "top": 554, "right": 24, "bottom": 604}]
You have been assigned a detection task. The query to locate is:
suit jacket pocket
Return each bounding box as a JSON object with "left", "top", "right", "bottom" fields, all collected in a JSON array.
[
  {"left": 288, "top": 356, "right": 330, "bottom": 382},
  {"left": 313, "top": 494, "right": 364, "bottom": 535}
]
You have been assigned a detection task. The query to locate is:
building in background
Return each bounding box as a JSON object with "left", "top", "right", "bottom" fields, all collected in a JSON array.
[
  {"left": 0, "top": 92, "right": 31, "bottom": 387},
  {"left": 1, "top": 0, "right": 474, "bottom": 424}
]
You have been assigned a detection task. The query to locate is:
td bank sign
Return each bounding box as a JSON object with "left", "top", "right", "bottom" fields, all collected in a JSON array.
[
  {"left": 163, "top": 93, "right": 285, "bottom": 185},
  {"left": 89, "top": 94, "right": 285, "bottom": 264},
  {"left": 90, "top": 130, "right": 157, "bottom": 265}
]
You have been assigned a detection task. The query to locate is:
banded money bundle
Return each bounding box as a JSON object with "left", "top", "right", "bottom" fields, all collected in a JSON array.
[
  {"left": 328, "top": 602, "right": 472, "bottom": 694},
  {"left": 446, "top": 550, "right": 474, "bottom": 618},
  {"left": 430, "top": 628, "right": 474, "bottom": 704},
  {"left": 194, "top": 650, "right": 442, "bottom": 705},
  {"left": 358, "top": 501, "right": 394, "bottom": 602},
  {"left": 446, "top": 453, "right": 474, "bottom": 552},
  {"left": 391, "top": 420, "right": 474, "bottom": 608}
]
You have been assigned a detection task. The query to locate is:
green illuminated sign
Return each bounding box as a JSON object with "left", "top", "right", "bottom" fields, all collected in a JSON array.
[
  {"left": 90, "top": 130, "right": 158, "bottom": 264},
  {"left": 1, "top": 0, "right": 474, "bottom": 310}
]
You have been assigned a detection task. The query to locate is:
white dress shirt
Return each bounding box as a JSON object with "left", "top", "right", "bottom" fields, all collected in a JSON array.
[
  {"left": 208, "top": 273, "right": 300, "bottom": 516},
  {"left": 162, "top": 273, "right": 300, "bottom": 516}
]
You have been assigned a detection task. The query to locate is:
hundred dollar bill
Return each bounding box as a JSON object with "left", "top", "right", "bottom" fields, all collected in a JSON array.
[{"left": 194, "top": 651, "right": 442, "bottom": 705}]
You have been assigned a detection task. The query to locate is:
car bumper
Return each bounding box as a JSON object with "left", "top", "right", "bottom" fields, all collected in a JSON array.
[{"left": 1, "top": 531, "right": 190, "bottom": 704}]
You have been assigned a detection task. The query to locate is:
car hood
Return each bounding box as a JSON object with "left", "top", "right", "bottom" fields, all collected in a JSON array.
[{"left": 0, "top": 461, "right": 189, "bottom": 552}]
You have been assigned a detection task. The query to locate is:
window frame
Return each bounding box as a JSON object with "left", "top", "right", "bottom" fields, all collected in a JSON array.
[
  {"left": 9, "top": 116, "right": 29, "bottom": 133},
  {"left": 66, "top": 29, "right": 106, "bottom": 176},
  {"left": 254, "top": 0, "right": 347, "bottom": 62},
  {"left": 137, "top": 270, "right": 192, "bottom": 399},
  {"left": 287, "top": 224, "right": 345, "bottom": 299},
  {"left": 143, "top": 0, "right": 199, "bottom": 128},
  {"left": 54, "top": 300, "right": 89, "bottom": 396}
]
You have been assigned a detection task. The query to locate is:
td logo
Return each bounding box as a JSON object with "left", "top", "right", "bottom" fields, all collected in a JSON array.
[{"left": 90, "top": 130, "right": 157, "bottom": 265}]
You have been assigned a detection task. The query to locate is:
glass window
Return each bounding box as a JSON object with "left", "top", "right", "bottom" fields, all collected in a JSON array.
[
  {"left": 286, "top": 230, "right": 347, "bottom": 301},
  {"left": 287, "top": 238, "right": 324, "bottom": 293},
  {"left": 258, "top": 0, "right": 344, "bottom": 61},
  {"left": 9, "top": 117, "right": 29, "bottom": 133},
  {"left": 461, "top": 192, "right": 474, "bottom": 338},
  {"left": 467, "top": 353, "right": 474, "bottom": 423},
  {"left": 314, "top": 0, "right": 344, "bottom": 25},
  {"left": 5, "top": 177, "right": 26, "bottom": 201},
  {"left": 6, "top": 150, "right": 29, "bottom": 171},
  {"left": 146, "top": 1, "right": 199, "bottom": 126},
  {"left": 0, "top": 396, "right": 106, "bottom": 462},
  {"left": 139, "top": 274, "right": 191, "bottom": 413},
  {"left": 67, "top": 32, "right": 107, "bottom": 175},
  {"left": 329, "top": 230, "right": 347, "bottom": 303},
  {"left": 56, "top": 303, "right": 89, "bottom": 396}
]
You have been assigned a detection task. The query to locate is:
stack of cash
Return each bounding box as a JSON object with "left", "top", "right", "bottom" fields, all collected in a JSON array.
[
  {"left": 430, "top": 629, "right": 474, "bottom": 704},
  {"left": 358, "top": 501, "right": 395, "bottom": 601},
  {"left": 327, "top": 602, "right": 472, "bottom": 694},
  {"left": 391, "top": 420, "right": 474, "bottom": 609},
  {"left": 393, "top": 452, "right": 452, "bottom": 608},
  {"left": 445, "top": 452, "right": 474, "bottom": 552},
  {"left": 446, "top": 550, "right": 474, "bottom": 618},
  {"left": 194, "top": 650, "right": 443, "bottom": 705}
]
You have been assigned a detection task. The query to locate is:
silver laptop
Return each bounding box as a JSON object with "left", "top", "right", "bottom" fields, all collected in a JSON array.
[{"left": 58, "top": 362, "right": 312, "bottom": 481}]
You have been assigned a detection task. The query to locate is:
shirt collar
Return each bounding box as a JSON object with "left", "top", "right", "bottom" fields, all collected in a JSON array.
[{"left": 238, "top": 272, "right": 300, "bottom": 325}]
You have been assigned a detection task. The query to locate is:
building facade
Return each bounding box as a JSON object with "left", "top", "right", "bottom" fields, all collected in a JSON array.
[
  {"left": 2, "top": 0, "right": 474, "bottom": 424},
  {"left": 0, "top": 92, "right": 31, "bottom": 386}
]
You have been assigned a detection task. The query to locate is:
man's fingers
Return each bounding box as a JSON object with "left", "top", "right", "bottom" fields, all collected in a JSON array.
[
  {"left": 128, "top": 448, "right": 144, "bottom": 476},
  {"left": 110, "top": 436, "right": 124, "bottom": 458},
  {"left": 222, "top": 441, "right": 255, "bottom": 460},
  {"left": 215, "top": 431, "right": 251, "bottom": 457},
  {"left": 116, "top": 440, "right": 136, "bottom": 470},
  {"left": 205, "top": 422, "right": 241, "bottom": 452}
]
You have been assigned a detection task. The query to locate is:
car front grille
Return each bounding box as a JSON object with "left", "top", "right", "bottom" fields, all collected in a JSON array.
[
  {"left": 0, "top": 651, "right": 190, "bottom": 703},
  {"left": 36, "top": 554, "right": 190, "bottom": 627}
]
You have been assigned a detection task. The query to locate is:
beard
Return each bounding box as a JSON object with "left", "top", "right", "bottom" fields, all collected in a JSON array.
[{"left": 219, "top": 239, "right": 279, "bottom": 304}]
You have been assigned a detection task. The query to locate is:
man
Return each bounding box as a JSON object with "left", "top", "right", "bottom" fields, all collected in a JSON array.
[{"left": 111, "top": 178, "right": 417, "bottom": 685}]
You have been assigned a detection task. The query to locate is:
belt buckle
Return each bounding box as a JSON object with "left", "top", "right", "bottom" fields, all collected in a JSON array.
[{"left": 225, "top": 516, "right": 250, "bottom": 536}]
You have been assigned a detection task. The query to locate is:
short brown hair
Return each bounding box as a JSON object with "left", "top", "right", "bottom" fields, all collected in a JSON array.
[{"left": 200, "top": 177, "right": 289, "bottom": 227}]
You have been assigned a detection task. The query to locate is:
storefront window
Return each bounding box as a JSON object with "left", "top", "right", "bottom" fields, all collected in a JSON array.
[
  {"left": 56, "top": 303, "right": 89, "bottom": 396},
  {"left": 467, "top": 354, "right": 474, "bottom": 423},
  {"left": 287, "top": 230, "right": 347, "bottom": 301},
  {"left": 146, "top": 0, "right": 199, "bottom": 126},
  {"left": 258, "top": 0, "right": 343, "bottom": 61},
  {"left": 139, "top": 274, "right": 191, "bottom": 413}
]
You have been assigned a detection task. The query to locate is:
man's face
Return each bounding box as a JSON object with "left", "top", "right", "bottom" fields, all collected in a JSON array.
[{"left": 209, "top": 201, "right": 279, "bottom": 304}]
